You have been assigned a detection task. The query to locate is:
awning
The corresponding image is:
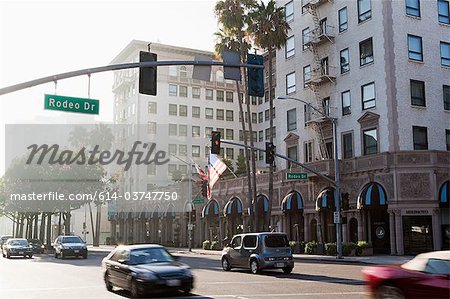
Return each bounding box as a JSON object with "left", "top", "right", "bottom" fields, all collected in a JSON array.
[
  {"left": 138, "top": 210, "right": 148, "bottom": 220},
  {"left": 202, "top": 199, "right": 219, "bottom": 218},
  {"left": 282, "top": 191, "right": 304, "bottom": 212},
  {"left": 224, "top": 197, "right": 243, "bottom": 215},
  {"left": 316, "top": 188, "right": 336, "bottom": 211},
  {"left": 439, "top": 180, "right": 449, "bottom": 207},
  {"left": 108, "top": 212, "right": 117, "bottom": 221},
  {"left": 251, "top": 194, "right": 269, "bottom": 215},
  {"left": 164, "top": 205, "right": 176, "bottom": 218},
  {"left": 150, "top": 206, "right": 161, "bottom": 219},
  {"left": 357, "top": 182, "right": 387, "bottom": 209}
]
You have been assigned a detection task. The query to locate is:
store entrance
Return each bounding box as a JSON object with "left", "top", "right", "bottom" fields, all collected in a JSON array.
[{"left": 402, "top": 216, "right": 433, "bottom": 255}]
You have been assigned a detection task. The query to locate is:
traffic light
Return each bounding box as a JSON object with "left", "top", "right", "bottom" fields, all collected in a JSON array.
[
  {"left": 211, "top": 131, "right": 221, "bottom": 155},
  {"left": 247, "top": 53, "right": 264, "bottom": 97},
  {"left": 265, "top": 142, "right": 275, "bottom": 165},
  {"left": 139, "top": 51, "right": 157, "bottom": 95},
  {"left": 201, "top": 180, "right": 208, "bottom": 197}
]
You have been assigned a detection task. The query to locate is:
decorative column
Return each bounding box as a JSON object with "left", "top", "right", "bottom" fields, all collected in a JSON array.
[
  {"left": 432, "top": 208, "right": 441, "bottom": 251},
  {"left": 394, "top": 209, "right": 403, "bottom": 255},
  {"left": 304, "top": 214, "right": 310, "bottom": 242},
  {"left": 388, "top": 210, "right": 396, "bottom": 255}
]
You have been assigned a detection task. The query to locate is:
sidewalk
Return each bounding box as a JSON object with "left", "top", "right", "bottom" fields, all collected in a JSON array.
[{"left": 87, "top": 245, "right": 413, "bottom": 265}]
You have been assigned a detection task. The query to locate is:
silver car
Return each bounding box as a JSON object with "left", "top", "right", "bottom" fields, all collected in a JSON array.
[{"left": 221, "top": 232, "right": 294, "bottom": 274}]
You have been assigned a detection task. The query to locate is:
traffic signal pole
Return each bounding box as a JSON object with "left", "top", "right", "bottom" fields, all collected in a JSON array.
[{"left": 0, "top": 61, "right": 264, "bottom": 96}]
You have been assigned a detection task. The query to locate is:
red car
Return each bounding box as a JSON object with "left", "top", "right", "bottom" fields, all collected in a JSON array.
[{"left": 362, "top": 250, "right": 450, "bottom": 299}]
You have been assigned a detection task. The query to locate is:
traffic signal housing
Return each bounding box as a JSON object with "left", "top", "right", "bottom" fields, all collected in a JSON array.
[
  {"left": 201, "top": 180, "right": 208, "bottom": 197},
  {"left": 211, "top": 131, "right": 221, "bottom": 155},
  {"left": 247, "top": 53, "right": 264, "bottom": 97},
  {"left": 139, "top": 51, "right": 157, "bottom": 96},
  {"left": 265, "top": 142, "right": 275, "bottom": 165}
]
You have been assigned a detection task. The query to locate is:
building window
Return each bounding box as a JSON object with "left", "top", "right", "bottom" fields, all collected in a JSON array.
[
  {"left": 169, "top": 104, "right": 177, "bottom": 116},
  {"left": 169, "top": 124, "right": 177, "bottom": 136},
  {"left": 180, "top": 66, "right": 188, "bottom": 78},
  {"left": 258, "top": 130, "right": 263, "bottom": 142},
  {"left": 446, "top": 129, "right": 450, "bottom": 151},
  {"left": 287, "top": 146, "right": 298, "bottom": 168},
  {"left": 301, "top": 0, "right": 308, "bottom": 14},
  {"left": 205, "top": 108, "right": 213, "bottom": 119},
  {"left": 169, "top": 66, "right": 177, "bottom": 77},
  {"left": 178, "top": 164, "right": 187, "bottom": 175},
  {"left": 258, "top": 112, "right": 263, "bottom": 123},
  {"left": 147, "top": 164, "right": 156, "bottom": 175},
  {"left": 169, "top": 84, "right": 177, "bottom": 96},
  {"left": 192, "top": 87, "right": 200, "bottom": 99},
  {"left": 286, "top": 72, "right": 296, "bottom": 94},
  {"left": 179, "top": 86, "right": 188, "bottom": 97},
  {"left": 264, "top": 109, "right": 269, "bottom": 122},
  {"left": 304, "top": 141, "right": 313, "bottom": 163},
  {"left": 168, "top": 144, "right": 177, "bottom": 155},
  {"left": 362, "top": 82, "right": 376, "bottom": 110},
  {"left": 286, "top": 36, "right": 295, "bottom": 58},
  {"left": 148, "top": 101, "right": 157, "bottom": 114},
  {"left": 410, "top": 80, "right": 426, "bottom": 106},
  {"left": 216, "top": 90, "right": 224, "bottom": 102},
  {"left": 342, "top": 90, "right": 351, "bottom": 116},
  {"left": 304, "top": 105, "right": 311, "bottom": 123},
  {"left": 226, "top": 148, "right": 234, "bottom": 159},
  {"left": 226, "top": 91, "right": 234, "bottom": 102},
  {"left": 192, "top": 106, "right": 200, "bottom": 118},
  {"left": 303, "top": 65, "right": 311, "bottom": 87},
  {"left": 251, "top": 96, "right": 257, "bottom": 105},
  {"left": 338, "top": 7, "right": 348, "bottom": 32},
  {"left": 147, "top": 121, "right": 156, "bottom": 134},
  {"left": 444, "top": 85, "right": 450, "bottom": 110},
  {"left": 179, "top": 124, "right": 187, "bottom": 136},
  {"left": 302, "top": 27, "right": 310, "bottom": 50},
  {"left": 322, "top": 97, "right": 330, "bottom": 116},
  {"left": 287, "top": 108, "right": 297, "bottom": 131},
  {"left": 340, "top": 48, "right": 350, "bottom": 74},
  {"left": 217, "top": 128, "right": 224, "bottom": 139},
  {"left": 226, "top": 129, "right": 234, "bottom": 140},
  {"left": 358, "top": 0, "right": 372, "bottom": 23},
  {"left": 179, "top": 145, "right": 187, "bottom": 156},
  {"left": 359, "top": 38, "right": 374, "bottom": 66},
  {"left": 168, "top": 164, "right": 177, "bottom": 175},
  {"left": 440, "top": 41, "right": 450, "bottom": 67},
  {"left": 438, "top": 0, "right": 450, "bottom": 24},
  {"left": 342, "top": 132, "right": 353, "bottom": 159},
  {"left": 250, "top": 112, "right": 256, "bottom": 124},
  {"left": 206, "top": 89, "right": 213, "bottom": 100},
  {"left": 408, "top": 34, "right": 423, "bottom": 61},
  {"left": 413, "top": 126, "right": 428, "bottom": 150},
  {"left": 205, "top": 127, "right": 213, "bottom": 138},
  {"left": 406, "top": 0, "right": 420, "bottom": 17},
  {"left": 225, "top": 110, "right": 233, "bottom": 122},
  {"left": 216, "top": 109, "right": 224, "bottom": 120},
  {"left": 192, "top": 126, "right": 200, "bottom": 138},
  {"left": 179, "top": 105, "right": 188, "bottom": 116},
  {"left": 363, "top": 128, "right": 378, "bottom": 155},
  {"left": 285, "top": 1, "right": 294, "bottom": 22},
  {"left": 192, "top": 145, "right": 200, "bottom": 157}
]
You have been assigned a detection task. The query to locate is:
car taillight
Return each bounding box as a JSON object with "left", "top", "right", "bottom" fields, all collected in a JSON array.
[
  {"left": 264, "top": 257, "right": 275, "bottom": 261},
  {"left": 283, "top": 256, "right": 292, "bottom": 260}
]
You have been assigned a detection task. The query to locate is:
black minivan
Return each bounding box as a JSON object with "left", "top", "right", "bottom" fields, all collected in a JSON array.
[{"left": 221, "top": 232, "right": 294, "bottom": 274}]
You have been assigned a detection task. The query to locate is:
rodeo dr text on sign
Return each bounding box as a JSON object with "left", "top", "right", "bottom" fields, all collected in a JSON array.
[{"left": 44, "top": 94, "right": 99, "bottom": 115}]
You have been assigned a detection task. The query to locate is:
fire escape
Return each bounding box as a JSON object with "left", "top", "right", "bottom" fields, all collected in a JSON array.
[{"left": 304, "top": 0, "right": 336, "bottom": 160}]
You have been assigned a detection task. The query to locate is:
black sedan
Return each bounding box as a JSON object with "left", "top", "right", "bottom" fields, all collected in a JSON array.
[
  {"left": 102, "top": 244, "right": 194, "bottom": 298},
  {"left": 27, "top": 239, "right": 45, "bottom": 254},
  {"left": 2, "top": 238, "right": 33, "bottom": 258}
]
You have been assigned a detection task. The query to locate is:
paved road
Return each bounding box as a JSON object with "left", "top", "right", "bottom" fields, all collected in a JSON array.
[{"left": 0, "top": 251, "right": 368, "bottom": 299}]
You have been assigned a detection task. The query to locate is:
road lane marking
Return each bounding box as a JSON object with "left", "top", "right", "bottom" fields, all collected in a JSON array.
[{"left": 202, "top": 292, "right": 367, "bottom": 297}]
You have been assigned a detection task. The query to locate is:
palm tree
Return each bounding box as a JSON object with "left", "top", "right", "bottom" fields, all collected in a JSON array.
[
  {"left": 214, "top": 0, "right": 257, "bottom": 231},
  {"left": 248, "top": 0, "right": 290, "bottom": 229}
]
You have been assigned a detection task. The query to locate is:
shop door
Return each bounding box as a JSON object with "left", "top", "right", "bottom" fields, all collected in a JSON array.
[
  {"left": 403, "top": 216, "right": 433, "bottom": 255},
  {"left": 370, "top": 209, "right": 390, "bottom": 254}
]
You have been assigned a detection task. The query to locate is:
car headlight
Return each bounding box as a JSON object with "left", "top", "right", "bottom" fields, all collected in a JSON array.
[
  {"left": 182, "top": 268, "right": 193, "bottom": 277},
  {"left": 135, "top": 272, "right": 157, "bottom": 281},
  {"left": 41, "top": 245, "right": 45, "bottom": 249}
]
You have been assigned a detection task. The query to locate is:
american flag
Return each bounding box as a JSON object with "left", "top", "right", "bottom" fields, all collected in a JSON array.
[
  {"left": 193, "top": 161, "right": 208, "bottom": 181},
  {"left": 208, "top": 153, "right": 227, "bottom": 197}
]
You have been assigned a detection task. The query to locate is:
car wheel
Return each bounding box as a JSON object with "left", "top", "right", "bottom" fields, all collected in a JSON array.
[
  {"left": 6, "top": 252, "right": 11, "bottom": 259},
  {"left": 222, "top": 257, "right": 231, "bottom": 271},
  {"left": 104, "top": 271, "right": 113, "bottom": 292},
  {"left": 376, "top": 284, "right": 405, "bottom": 299},
  {"left": 54, "top": 252, "right": 58, "bottom": 259},
  {"left": 250, "top": 259, "right": 260, "bottom": 274},
  {"left": 282, "top": 267, "right": 293, "bottom": 274},
  {"left": 130, "top": 279, "right": 140, "bottom": 298},
  {"left": 181, "top": 288, "right": 192, "bottom": 296},
  {"left": 28, "top": 255, "right": 33, "bottom": 259},
  {"left": 60, "top": 251, "right": 65, "bottom": 259},
  {"left": 83, "top": 253, "right": 87, "bottom": 259}
]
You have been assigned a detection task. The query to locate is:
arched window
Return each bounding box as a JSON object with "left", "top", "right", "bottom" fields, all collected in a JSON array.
[{"left": 180, "top": 66, "right": 188, "bottom": 78}]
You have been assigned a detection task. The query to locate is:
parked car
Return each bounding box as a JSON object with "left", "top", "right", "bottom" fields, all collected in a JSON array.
[
  {"left": 221, "top": 232, "right": 294, "bottom": 274},
  {"left": 0, "top": 235, "right": 13, "bottom": 250},
  {"left": 362, "top": 250, "right": 450, "bottom": 299},
  {"left": 102, "top": 244, "right": 194, "bottom": 298},
  {"left": 27, "top": 239, "right": 45, "bottom": 254},
  {"left": 2, "top": 238, "right": 33, "bottom": 258},
  {"left": 53, "top": 235, "right": 87, "bottom": 259}
]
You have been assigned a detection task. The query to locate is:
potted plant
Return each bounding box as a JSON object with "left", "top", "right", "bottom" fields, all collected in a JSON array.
[
  {"left": 356, "top": 241, "right": 373, "bottom": 256},
  {"left": 289, "top": 241, "right": 296, "bottom": 254},
  {"left": 304, "top": 241, "right": 318, "bottom": 255},
  {"left": 202, "top": 240, "right": 211, "bottom": 250},
  {"left": 210, "top": 241, "right": 219, "bottom": 250},
  {"left": 342, "top": 242, "right": 357, "bottom": 256},
  {"left": 325, "top": 243, "right": 337, "bottom": 256}
]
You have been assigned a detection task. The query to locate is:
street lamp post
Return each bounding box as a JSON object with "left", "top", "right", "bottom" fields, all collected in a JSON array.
[{"left": 277, "top": 96, "right": 342, "bottom": 259}]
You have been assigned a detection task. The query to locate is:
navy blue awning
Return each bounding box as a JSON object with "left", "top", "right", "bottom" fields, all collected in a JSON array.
[
  {"left": 439, "top": 180, "right": 449, "bottom": 207},
  {"left": 202, "top": 199, "right": 219, "bottom": 218},
  {"left": 357, "top": 182, "right": 387, "bottom": 209},
  {"left": 224, "top": 197, "right": 243, "bottom": 215},
  {"left": 164, "top": 205, "right": 176, "bottom": 218},
  {"left": 252, "top": 194, "right": 269, "bottom": 215},
  {"left": 150, "top": 206, "right": 161, "bottom": 219},
  {"left": 282, "top": 191, "right": 304, "bottom": 212},
  {"left": 316, "top": 188, "right": 336, "bottom": 211}
]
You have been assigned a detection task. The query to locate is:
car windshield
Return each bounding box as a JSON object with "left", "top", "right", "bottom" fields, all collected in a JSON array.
[
  {"left": 9, "top": 240, "right": 28, "bottom": 246},
  {"left": 28, "top": 239, "right": 41, "bottom": 245},
  {"left": 62, "top": 236, "right": 82, "bottom": 243},
  {"left": 264, "top": 235, "right": 289, "bottom": 247},
  {"left": 129, "top": 248, "right": 174, "bottom": 265}
]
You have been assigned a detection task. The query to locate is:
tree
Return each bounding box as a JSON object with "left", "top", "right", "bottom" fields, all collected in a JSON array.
[
  {"left": 235, "top": 154, "right": 247, "bottom": 177},
  {"left": 221, "top": 157, "right": 235, "bottom": 179},
  {"left": 214, "top": 0, "right": 258, "bottom": 231},
  {"left": 248, "top": 0, "right": 290, "bottom": 229}
]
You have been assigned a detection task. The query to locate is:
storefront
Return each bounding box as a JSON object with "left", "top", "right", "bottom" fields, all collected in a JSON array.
[{"left": 281, "top": 191, "right": 304, "bottom": 242}]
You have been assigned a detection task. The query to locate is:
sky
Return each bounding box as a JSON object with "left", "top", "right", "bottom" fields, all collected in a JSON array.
[{"left": 0, "top": 0, "right": 220, "bottom": 175}]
